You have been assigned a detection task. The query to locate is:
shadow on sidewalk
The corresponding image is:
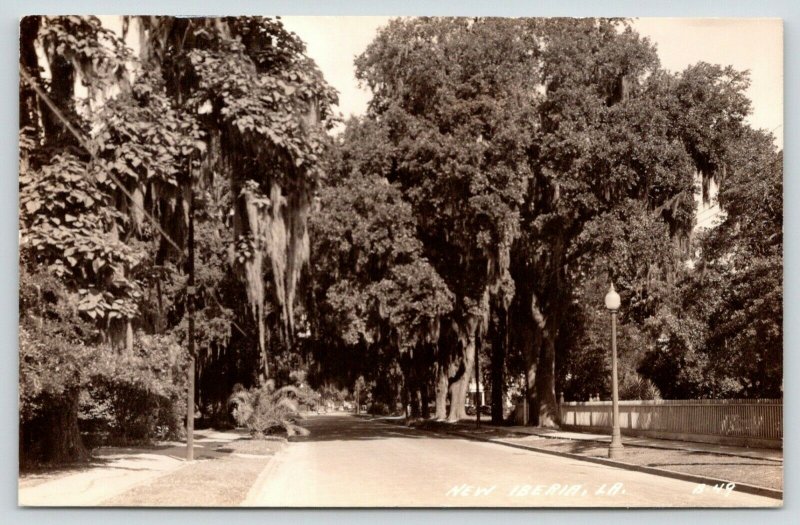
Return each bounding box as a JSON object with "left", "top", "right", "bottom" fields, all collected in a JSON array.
[{"left": 20, "top": 428, "right": 253, "bottom": 482}]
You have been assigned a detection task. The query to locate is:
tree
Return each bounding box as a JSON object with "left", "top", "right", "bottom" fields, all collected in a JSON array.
[
  {"left": 354, "top": 17, "right": 537, "bottom": 421},
  {"left": 701, "top": 128, "right": 782, "bottom": 397},
  {"left": 19, "top": 267, "right": 97, "bottom": 463},
  {"left": 307, "top": 141, "right": 453, "bottom": 416},
  {"left": 122, "top": 16, "right": 338, "bottom": 380},
  {"left": 19, "top": 16, "right": 149, "bottom": 462},
  {"left": 507, "top": 21, "right": 755, "bottom": 425},
  {"left": 639, "top": 128, "right": 782, "bottom": 398},
  {"left": 19, "top": 15, "right": 335, "bottom": 461}
]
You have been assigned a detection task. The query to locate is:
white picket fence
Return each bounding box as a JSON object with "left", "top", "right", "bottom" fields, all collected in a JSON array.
[{"left": 559, "top": 398, "right": 782, "bottom": 448}]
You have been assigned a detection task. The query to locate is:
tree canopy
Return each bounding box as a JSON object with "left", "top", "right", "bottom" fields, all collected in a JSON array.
[{"left": 18, "top": 16, "right": 782, "bottom": 464}]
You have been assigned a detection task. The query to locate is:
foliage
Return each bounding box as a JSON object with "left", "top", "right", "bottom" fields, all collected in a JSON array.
[
  {"left": 303, "top": 17, "right": 779, "bottom": 427},
  {"left": 619, "top": 376, "right": 662, "bottom": 401},
  {"left": 19, "top": 153, "right": 143, "bottom": 324},
  {"left": 19, "top": 267, "right": 99, "bottom": 421},
  {"left": 356, "top": 18, "right": 536, "bottom": 307},
  {"left": 20, "top": 267, "right": 187, "bottom": 453},
  {"left": 227, "top": 380, "right": 313, "bottom": 437},
  {"left": 19, "top": 15, "right": 783, "bottom": 462},
  {"left": 351, "top": 17, "right": 547, "bottom": 420},
  {"left": 83, "top": 333, "right": 188, "bottom": 443},
  {"left": 131, "top": 16, "right": 338, "bottom": 368},
  {"left": 638, "top": 304, "right": 716, "bottom": 398},
  {"left": 309, "top": 166, "right": 453, "bottom": 357},
  {"left": 637, "top": 129, "right": 782, "bottom": 398},
  {"left": 20, "top": 15, "right": 339, "bottom": 463}
]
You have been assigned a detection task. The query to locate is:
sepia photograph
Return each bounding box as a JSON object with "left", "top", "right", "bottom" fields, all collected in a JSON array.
[{"left": 17, "top": 14, "right": 783, "bottom": 508}]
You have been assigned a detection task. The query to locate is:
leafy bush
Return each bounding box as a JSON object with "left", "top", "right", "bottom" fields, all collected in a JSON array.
[
  {"left": 619, "top": 375, "right": 662, "bottom": 401},
  {"left": 19, "top": 270, "right": 98, "bottom": 423},
  {"left": 227, "top": 380, "right": 313, "bottom": 437},
  {"left": 83, "top": 334, "right": 188, "bottom": 444}
]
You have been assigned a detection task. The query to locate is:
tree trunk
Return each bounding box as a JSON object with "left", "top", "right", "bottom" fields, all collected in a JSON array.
[
  {"left": 524, "top": 338, "right": 537, "bottom": 426},
  {"left": 258, "top": 307, "right": 269, "bottom": 382},
  {"left": 125, "top": 320, "right": 133, "bottom": 353},
  {"left": 42, "top": 50, "right": 77, "bottom": 147},
  {"left": 434, "top": 341, "right": 459, "bottom": 421},
  {"left": 514, "top": 294, "right": 537, "bottom": 426},
  {"left": 534, "top": 329, "right": 560, "bottom": 427},
  {"left": 40, "top": 390, "right": 89, "bottom": 464},
  {"left": 447, "top": 335, "right": 475, "bottom": 423},
  {"left": 401, "top": 376, "right": 410, "bottom": 418},
  {"left": 434, "top": 363, "right": 449, "bottom": 420},
  {"left": 410, "top": 386, "right": 421, "bottom": 418},
  {"left": 19, "top": 17, "right": 40, "bottom": 137},
  {"left": 490, "top": 307, "right": 507, "bottom": 425},
  {"left": 420, "top": 378, "right": 431, "bottom": 419}
]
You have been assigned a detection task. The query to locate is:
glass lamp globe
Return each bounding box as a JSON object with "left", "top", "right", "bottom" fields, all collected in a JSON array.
[{"left": 605, "top": 283, "right": 621, "bottom": 311}]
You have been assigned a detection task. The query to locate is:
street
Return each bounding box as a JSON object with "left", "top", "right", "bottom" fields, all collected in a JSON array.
[{"left": 243, "top": 415, "right": 779, "bottom": 507}]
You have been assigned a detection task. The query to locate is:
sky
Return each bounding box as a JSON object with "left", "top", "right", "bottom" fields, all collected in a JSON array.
[{"left": 281, "top": 17, "right": 783, "bottom": 149}]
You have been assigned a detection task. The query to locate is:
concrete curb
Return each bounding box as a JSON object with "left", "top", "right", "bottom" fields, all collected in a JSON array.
[
  {"left": 240, "top": 442, "right": 288, "bottom": 506},
  {"left": 451, "top": 430, "right": 782, "bottom": 501},
  {"left": 374, "top": 418, "right": 783, "bottom": 502},
  {"left": 510, "top": 429, "right": 783, "bottom": 463}
]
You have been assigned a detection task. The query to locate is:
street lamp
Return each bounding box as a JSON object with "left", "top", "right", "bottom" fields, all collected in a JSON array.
[{"left": 604, "top": 283, "right": 624, "bottom": 459}]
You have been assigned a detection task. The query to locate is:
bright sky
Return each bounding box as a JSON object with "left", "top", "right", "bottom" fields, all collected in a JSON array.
[
  {"left": 281, "top": 17, "right": 389, "bottom": 124},
  {"left": 282, "top": 17, "right": 783, "bottom": 149}
]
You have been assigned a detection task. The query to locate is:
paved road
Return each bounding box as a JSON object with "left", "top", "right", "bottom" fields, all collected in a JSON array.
[{"left": 244, "top": 415, "right": 780, "bottom": 507}]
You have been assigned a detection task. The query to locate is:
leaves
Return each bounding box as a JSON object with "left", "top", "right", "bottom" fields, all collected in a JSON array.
[{"left": 309, "top": 171, "right": 453, "bottom": 351}]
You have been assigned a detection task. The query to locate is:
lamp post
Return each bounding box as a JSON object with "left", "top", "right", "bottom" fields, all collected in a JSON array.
[
  {"left": 604, "top": 283, "right": 623, "bottom": 459},
  {"left": 186, "top": 173, "right": 196, "bottom": 461}
]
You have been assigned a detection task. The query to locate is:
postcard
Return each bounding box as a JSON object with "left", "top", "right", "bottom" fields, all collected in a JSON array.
[{"left": 18, "top": 15, "right": 783, "bottom": 508}]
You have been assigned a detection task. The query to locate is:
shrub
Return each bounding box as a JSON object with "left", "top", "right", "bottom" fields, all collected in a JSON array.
[
  {"left": 620, "top": 375, "right": 662, "bottom": 401},
  {"left": 20, "top": 268, "right": 189, "bottom": 458},
  {"left": 81, "top": 333, "right": 188, "bottom": 445},
  {"left": 227, "top": 380, "right": 312, "bottom": 437},
  {"left": 19, "top": 270, "right": 98, "bottom": 464}
]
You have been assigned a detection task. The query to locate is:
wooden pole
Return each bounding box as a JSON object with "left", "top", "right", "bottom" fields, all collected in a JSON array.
[{"left": 475, "top": 338, "right": 481, "bottom": 428}]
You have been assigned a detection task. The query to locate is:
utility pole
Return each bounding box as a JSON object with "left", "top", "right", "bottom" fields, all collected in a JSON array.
[{"left": 186, "top": 178, "right": 196, "bottom": 461}]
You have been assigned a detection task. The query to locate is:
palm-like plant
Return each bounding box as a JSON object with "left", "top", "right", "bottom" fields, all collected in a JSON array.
[
  {"left": 227, "top": 380, "right": 314, "bottom": 437},
  {"left": 620, "top": 376, "right": 662, "bottom": 401}
]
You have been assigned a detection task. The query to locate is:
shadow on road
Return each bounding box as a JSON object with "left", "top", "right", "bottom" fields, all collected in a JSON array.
[{"left": 290, "top": 415, "right": 460, "bottom": 443}]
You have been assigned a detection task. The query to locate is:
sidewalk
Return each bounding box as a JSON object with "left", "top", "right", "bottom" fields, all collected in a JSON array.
[
  {"left": 380, "top": 417, "right": 783, "bottom": 496},
  {"left": 19, "top": 428, "right": 249, "bottom": 506},
  {"left": 499, "top": 425, "right": 782, "bottom": 462}
]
